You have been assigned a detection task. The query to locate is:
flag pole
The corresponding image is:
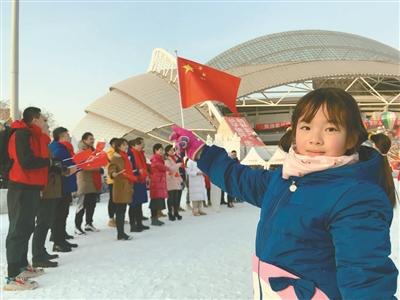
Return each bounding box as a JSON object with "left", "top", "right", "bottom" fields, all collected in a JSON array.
[{"left": 174, "top": 50, "right": 185, "bottom": 128}]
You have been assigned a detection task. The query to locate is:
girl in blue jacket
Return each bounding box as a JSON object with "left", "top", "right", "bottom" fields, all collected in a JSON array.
[{"left": 170, "top": 87, "right": 398, "bottom": 299}]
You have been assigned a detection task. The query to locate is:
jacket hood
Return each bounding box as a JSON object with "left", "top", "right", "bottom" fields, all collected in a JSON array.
[
  {"left": 285, "top": 146, "right": 385, "bottom": 188},
  {"left": 78, "top": 140, "right": 93, "bottom": 151}
]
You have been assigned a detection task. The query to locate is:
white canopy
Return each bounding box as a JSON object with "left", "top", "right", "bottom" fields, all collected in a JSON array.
[
  {"left": 241, "top": 147, "right": 270, "bottom": 166},
  {"left": 265, "top": 148, "right": 287, "bottom": 169}
]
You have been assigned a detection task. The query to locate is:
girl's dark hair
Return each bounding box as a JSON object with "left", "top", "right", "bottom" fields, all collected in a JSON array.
[
  {"left": 369, "top": 133, "right": 396, "bottom": 207},
  {"left": 153, "top": 143, "right": 163, "bottom": 154},
  {"left": 278, "top": 87, "right": 395, "bottom": 207},
  {"left": 164, "top": 144, "right": 174, "bottom": 156},
  {"left": 129, "top": 137, "right": 144, "bottom": 147},
  {"left": 114, "top": 138, "right": 128, "bottom": 153},
  {"left": 109, "top": 137, "right": 119, "bottom": 147},
  {"left": 81, "top": 132, "right": 93, "bottom": 141}
]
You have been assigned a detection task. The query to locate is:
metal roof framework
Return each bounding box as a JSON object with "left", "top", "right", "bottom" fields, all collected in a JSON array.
[{"left": 73, "top": 30, "right": 400, "bottom": 146}]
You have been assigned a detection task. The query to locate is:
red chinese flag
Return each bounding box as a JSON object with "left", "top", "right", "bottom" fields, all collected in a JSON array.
[
  {"left": 72, "top": 149, "right": 93, "bottom": 164},
  {"left": 177, "top": 57, "right": 241, "bottom": 113},
  {"left": 77, "top": 152, "right": 109, "bottom": 170},
  {"left": 95, "top": 141, "right": 106, "bottom": 153}
]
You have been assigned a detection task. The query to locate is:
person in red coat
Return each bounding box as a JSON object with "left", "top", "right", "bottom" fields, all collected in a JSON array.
[{"left": 149, "top": 143, "right": 168, "bottom": 226}]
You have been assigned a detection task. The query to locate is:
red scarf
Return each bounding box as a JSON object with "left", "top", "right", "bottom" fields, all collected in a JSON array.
[
  {"left": 59, "top": 141, "right": 75, "bottom": 157},
  {"left": 120, "top": 151, "right": 136, "bottom": 183},
  {"left": 88, "top": 145, "right": 102, "bottom": 191},
  {"left": 131, "top": 147, "right": 148, "bottom": 181}
]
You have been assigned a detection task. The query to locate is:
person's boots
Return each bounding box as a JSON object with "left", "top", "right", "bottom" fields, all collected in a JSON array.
[
  {"left": 151, "top": 218, "right": 164, "bottom": 226},
  {"left": 130, "top": 224, "right": 143, "bottom": 232},
  {"left": 168, "top": 212, "right": 176, "bottom": 221},
  {"left": 137, "top": 208, "right": 149, "bottom": 230},
  {"left": 174, "top": 206, "right": 182, "bottom": 220}
]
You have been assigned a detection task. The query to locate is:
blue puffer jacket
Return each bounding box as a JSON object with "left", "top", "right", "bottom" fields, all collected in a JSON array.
[
  {"left": 49, "top": 141, "right": 77, "bottom": 194},
  {"left": 198, "top": 145, "right": 398, "bottom": 299}
]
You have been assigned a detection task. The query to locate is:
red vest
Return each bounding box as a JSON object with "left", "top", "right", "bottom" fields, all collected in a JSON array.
[{"left": 8, "top": 121, "right": 50, "bottom": 187}]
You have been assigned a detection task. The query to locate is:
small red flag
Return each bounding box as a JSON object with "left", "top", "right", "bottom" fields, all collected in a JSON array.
[
  {"left": 72, "top": 149, "right": 93, "bottom": 164},
  {"left": 177, "top": 57, "right": 241, "bottom": 113},
  {"left": 76, "top": 152, "right": 109, "bottom": 170},
  {"left": 95, "top": 141, "right": 106, "bottom": 153}
]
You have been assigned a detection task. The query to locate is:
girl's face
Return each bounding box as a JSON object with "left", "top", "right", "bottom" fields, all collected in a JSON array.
[
  {"left": 121, "top": 142, "right": 129, "bottom": 153},
  {"left": 156, "top": 148, "right": 163, "bottom": 155},
  {"left": 167, "top": 148, "right": 175, "bottom": 156},
  {"left": 295, "top": 106, "right": 349, "bottom": 157}
]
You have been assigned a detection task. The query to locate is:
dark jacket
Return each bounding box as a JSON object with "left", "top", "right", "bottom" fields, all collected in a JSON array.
[
  {"left": 198, "top": 145, "right": 398, "bottom": 299},
  {"left": 8, "top": 120, "right": 50, "bottom": 189}
]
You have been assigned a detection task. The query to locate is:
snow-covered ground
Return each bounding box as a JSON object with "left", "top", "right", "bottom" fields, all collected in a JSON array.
[{"left": 0, "top": 189, "right": 398, "bottom": 299}]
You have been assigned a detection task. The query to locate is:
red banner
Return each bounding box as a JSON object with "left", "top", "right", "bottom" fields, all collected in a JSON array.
[{"left": 225, "top": 117, "right": 265, "bottom": 147}]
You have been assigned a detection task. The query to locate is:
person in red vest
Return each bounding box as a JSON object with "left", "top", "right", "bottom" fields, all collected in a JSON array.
[{"left": 4, "top": 107, "right": 50, "bottom": 291}]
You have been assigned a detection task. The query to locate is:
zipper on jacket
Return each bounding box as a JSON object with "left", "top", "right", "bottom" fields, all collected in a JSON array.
[{"left": 263, "top": 179, "right": 296, "bottom": 224}]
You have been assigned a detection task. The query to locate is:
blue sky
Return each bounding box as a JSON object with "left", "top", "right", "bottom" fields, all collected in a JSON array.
[{"left": 1, "top": 1, "right": 399, "bottom": 130}]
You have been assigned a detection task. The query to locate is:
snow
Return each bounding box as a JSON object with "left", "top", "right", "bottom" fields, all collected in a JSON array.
[
  {"left": 0, "top": 188, "right": 398, "bottom": 299},
  {"left": 0, "top": 191, "right": 258, "bottom": 299}
]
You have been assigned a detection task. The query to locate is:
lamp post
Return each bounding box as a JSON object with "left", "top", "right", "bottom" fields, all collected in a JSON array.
[{"left": 10, "top": 0, "right": 19, "bottom": 121}]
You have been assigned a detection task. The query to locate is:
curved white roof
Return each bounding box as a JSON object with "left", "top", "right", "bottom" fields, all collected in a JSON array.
[{"left": 73, "top": 30, "right": 400, "bottom": 144}]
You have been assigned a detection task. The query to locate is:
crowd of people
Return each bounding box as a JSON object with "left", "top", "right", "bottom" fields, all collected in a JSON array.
[
  {"left": 3, "top": 107, "right": 235, "bottom": 291},
  {"left": 3, "top": 87, "right": 399, "bottom": 297}
]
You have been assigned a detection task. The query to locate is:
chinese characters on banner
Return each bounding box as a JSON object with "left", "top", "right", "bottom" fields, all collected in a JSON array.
[{"left": 224, "top": 117, "right": 265, "bottom": 147}]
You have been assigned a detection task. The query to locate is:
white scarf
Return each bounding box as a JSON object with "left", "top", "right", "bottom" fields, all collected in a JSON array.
[{"left": 282, "top": 147, "right": 359, "bottom": 179}]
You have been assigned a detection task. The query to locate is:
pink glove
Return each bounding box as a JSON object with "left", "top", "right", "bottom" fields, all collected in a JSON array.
[{"left": 169, "top": 125, "right": 205, "bottom": 161}]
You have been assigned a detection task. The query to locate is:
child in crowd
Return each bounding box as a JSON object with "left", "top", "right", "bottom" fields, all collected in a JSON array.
[
  {"left": 149, "top": 143, "right": 168, "bottom": 226},
  {"left": 107, "top": 138, "right": 135, "bottom": 240},
  {"left": 164, "top": 145, "right": 183, "bottom": 221},
  {"left": 170, "top": 87, "right": 398, "bottom": 299},
  {"left": 186, "top": 159, "right": 207, "bottom": 216}
]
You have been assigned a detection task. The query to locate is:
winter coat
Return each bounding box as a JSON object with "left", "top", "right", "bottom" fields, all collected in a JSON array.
[
  {"left": 8, "top": 120, "right": 50, "bottom": 189},
  {"left": 149, "top": 154, "right": 168, "bottom": 199},
  {"left": 107, "top": 153, "right": 133, "bottom": 204},
  {"left": 48, "top": 141, "right": 77, "bottom": 194},
  {"left": 76, "top": 141, "right": 102, "bottom": 195},
  {"left": 186, "top": 159, "right": 206, "bottom": 201},
  {"left": 197, "top": 145, "right": 398, "bottom": 299},
  {"left": 128, "top": 147, "right": 148, "bottom": 206},
  {"left": 165, "top": 156, "right": 183, "bottom": 191}
]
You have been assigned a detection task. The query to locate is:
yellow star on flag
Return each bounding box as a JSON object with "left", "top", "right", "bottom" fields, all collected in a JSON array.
[{"left": 182, "top": 64, "right": 194, "bottom": 74}]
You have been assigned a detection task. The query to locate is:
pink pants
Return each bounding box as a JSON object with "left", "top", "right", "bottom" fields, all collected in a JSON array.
[{"left": 252, "top": 255, "right": 329, "bottom": 300}]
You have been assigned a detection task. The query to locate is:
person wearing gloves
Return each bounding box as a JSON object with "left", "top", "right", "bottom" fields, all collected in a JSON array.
[{"left": 169, "top": 87, "right": 398, "bottom": 299}]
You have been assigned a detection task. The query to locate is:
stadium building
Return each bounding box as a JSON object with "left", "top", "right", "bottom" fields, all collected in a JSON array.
[{"left": 73, "top": 30, "right": 400, "bottom": 157}]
